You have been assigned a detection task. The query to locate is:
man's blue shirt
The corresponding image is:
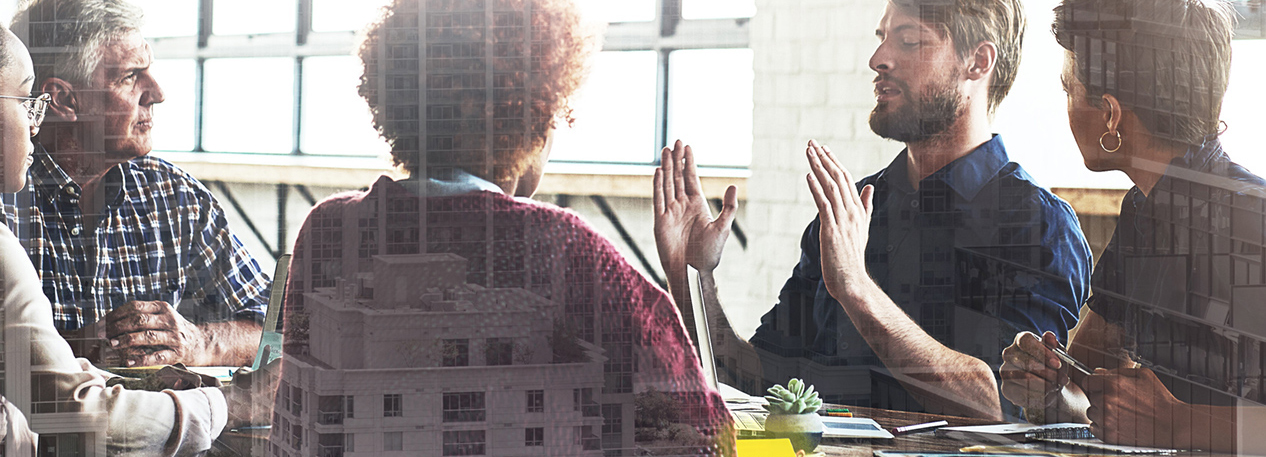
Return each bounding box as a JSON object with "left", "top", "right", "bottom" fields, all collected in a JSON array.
[{"left": 750, "top": 135, "right": 1092, "bottom": 409}]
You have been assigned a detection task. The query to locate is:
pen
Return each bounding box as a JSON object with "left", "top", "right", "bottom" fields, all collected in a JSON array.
[
  {"left": 891, "top": 420, "right": 948, "bottom": 435},
  {"left": 1050, "top": 346, "right": 1092, "bottom": 376}
]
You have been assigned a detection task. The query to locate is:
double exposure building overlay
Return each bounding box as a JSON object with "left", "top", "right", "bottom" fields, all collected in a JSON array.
[{"left": 274, "top": 0, "right": 709, "bottom": 455}]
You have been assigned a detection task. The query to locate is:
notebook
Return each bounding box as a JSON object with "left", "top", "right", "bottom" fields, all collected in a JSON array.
[
  {"left": 935, "top": 423, "right": 1092, "bottom": 443},
  {"left": 936, "top": 423, "right": 1180, "bottom": 454}
]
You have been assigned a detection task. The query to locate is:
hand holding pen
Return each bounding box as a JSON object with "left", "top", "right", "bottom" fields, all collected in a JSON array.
[{"left": 1000, "top": 331, "right": 1087, "bottom": 416}]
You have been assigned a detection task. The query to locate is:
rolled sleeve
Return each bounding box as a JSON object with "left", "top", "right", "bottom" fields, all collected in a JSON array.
[
  {"left": 1010, "top": 193, "right": 1093, "bottom": 344},
  {"left": 187, "top": 189, "right": 271, "bottom": 323}
]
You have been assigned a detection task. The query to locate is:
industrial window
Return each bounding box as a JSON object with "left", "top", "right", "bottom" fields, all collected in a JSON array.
[{"left": 135, "top": 0, "right": 752, "bottom": 168}]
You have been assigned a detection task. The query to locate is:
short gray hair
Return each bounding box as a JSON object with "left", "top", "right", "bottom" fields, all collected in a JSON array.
[{"left": 10, "top": 0, "right": 143, "bottom": 87}]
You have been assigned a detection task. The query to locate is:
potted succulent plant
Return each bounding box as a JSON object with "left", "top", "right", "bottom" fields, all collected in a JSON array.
[{"left": 763, "top": 378, "right": 824, "bottom": 453}]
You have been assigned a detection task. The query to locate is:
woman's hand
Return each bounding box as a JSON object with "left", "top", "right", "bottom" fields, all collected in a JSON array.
[{"left": 653, "top": 140, "right": 738, "bottom": 275}]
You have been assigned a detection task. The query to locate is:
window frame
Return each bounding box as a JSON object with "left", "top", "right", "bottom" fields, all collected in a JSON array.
[
  {"left": 524, "top": 427, "right": 544, "bottom": 447},
  {"left": 442, "top": 391, "right": 487, "bottom": 422},
  {"left": 1233, "top": 0, "right": 1266, "bottom": 39},
  {"left": 383, "top": 431, "right": 404, "bottom": 452},
  {"left": 383, "top": 393, "right": 403, "bottom": 417},
  {"left": 145, "top": 0, "right": 752, "bottom": 168},
  {"left": 441, "top": 430, "right": 486, "bottom": 456},
  {"left": 525, "top": 389, "right": 544, "bottom": 413},
  {"left": 442, "top": 338, "right": 470, "bottom": 367}
]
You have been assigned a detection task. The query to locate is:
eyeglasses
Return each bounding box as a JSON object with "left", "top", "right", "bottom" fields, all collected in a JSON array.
[{"left": 0, "top": 93, "right": 51, "bottom": 129}]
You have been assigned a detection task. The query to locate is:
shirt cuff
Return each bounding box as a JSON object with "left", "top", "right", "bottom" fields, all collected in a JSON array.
[
  {"left": 161, "top": 387, "right": 227, "bottom": 454},
  {"left": 234, "top": 308, "right": 267, "bottom": 324}
]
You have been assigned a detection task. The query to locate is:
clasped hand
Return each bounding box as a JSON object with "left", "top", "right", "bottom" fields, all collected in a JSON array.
[
  {"left": 105, "top": 300, "right": 210, "bottom": 367},
  {"left": 1084, "top": 366, "right": 1190, "bottom": 449}
]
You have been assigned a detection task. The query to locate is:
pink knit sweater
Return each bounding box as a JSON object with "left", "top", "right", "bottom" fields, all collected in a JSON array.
[{"left": 283, "top": 176, "right": 733, "bottom": 455}]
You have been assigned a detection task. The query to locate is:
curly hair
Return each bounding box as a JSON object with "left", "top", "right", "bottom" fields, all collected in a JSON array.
[
  {"left": 1053, "top": 0, "right": 1234, "bottom": 146},
  {"left": 358, "top": 0, "right": 595, "bottom": 183}
]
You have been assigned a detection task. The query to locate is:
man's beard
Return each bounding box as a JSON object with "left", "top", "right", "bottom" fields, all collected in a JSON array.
[{"left": 868, "top": 78, "right": 965, "bottom": 144}]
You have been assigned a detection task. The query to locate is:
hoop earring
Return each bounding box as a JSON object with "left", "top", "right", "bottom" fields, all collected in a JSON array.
[{"left": 1100, "top": 130, "right": 1122, "bottom": 153}]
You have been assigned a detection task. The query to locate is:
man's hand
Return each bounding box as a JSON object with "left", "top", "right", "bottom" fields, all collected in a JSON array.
[
  {"left": 224, "top": 359, "right": 281, "bottom": 430},
  {"left": 1084, "top": 367, "right": 1190, "bottom": 449},
  {"left": 653, "top": 140, "right": 738, "bottom": 274},
  {"left": 1000, "top": 331, "right": 1070, "bottom": 413},
  {"left": 106, "top": 300, "right": 211, "bottom": 367},
  {"left": 804, "top": 140, "right": 873, "bottom": 297}
]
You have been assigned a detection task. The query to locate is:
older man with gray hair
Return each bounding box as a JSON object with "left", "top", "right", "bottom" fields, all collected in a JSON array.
[{"left": 2, "top": 0, "right": 270, "bottom": 368}]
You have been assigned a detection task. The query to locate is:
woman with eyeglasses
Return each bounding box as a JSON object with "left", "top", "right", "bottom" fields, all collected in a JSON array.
[
  {"left": 0, "top": 21, "right": 46, "bottom": 454},
  {"left": 1000, "top": 0, "right": 1266, "bottom": 452},
  {"left": 0, "top": 24, "right": 257, "bottom": 456}
]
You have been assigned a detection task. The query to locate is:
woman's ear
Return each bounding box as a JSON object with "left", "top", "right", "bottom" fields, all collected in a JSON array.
[
  {"left": 1102, "top": 93, "right": 1123, "bottom": 133},
  {"left": 39, "top": 77, "right": 78, "bottom": 122}
]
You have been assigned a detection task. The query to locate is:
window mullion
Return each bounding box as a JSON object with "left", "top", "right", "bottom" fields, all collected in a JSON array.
[
  {"left": 292, "top": 57, "right": 304, "bottom": 155},
  {"left": 653, "top": 49, "right": 670, "bottom": 164},
  {"left": 660, "top": 0, "right": 682, "bottom": 37},
  {"left": 194, "top": 58, "right": 205, "bottom": 152},
  {"left": 198, "top": 0, "right": 213, "bottom": 48},
  {"left": 297, "top": 0, "right": 313, "bottom": 46}
]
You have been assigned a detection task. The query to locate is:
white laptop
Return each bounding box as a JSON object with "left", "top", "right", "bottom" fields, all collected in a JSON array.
[{"left": 685, "top": 266, "right": 893, "bottom": 440}]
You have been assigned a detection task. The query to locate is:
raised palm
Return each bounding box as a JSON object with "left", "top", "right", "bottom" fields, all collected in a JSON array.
[{"left": 653, "top": 140, "right": 738, "bottom": 274}]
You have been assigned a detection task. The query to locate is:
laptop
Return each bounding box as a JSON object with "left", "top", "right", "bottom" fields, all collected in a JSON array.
[
  {"left": 685, "top": 266, "right": 893, "bottom": 440},
  {"left": 250, "top": 253, "right": 289, "bottom": 371}
]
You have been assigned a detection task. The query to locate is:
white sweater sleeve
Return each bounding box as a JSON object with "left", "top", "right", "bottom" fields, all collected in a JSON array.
[{"left": 1, "top": 225, "right": 227, "bottom": 456}]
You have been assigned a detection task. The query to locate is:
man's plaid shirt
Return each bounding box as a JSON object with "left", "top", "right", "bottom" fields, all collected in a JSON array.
[{"left": 1, "top": 145, "right": 270, "bottom": 331}]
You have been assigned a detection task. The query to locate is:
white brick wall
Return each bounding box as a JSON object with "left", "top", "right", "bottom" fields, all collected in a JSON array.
[{"left": 727, "top": 0, "right": 898, "bottom": 338}]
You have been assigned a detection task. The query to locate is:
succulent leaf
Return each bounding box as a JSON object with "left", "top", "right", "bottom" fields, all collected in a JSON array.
[{"left": 762, "top": 378, "right": 823, "bottom": 415}]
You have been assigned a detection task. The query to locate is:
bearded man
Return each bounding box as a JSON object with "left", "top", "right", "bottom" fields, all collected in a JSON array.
[{"left": 652, "top": 0, "right": 1091, "bottom": 420}]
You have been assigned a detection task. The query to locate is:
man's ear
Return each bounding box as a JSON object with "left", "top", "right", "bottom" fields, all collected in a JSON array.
[
  {"left": 965, "top": 41, "right": 998, "bottom": 82},
  {"left": 39, "top": 77, "right": 78, "bottom": 122}
]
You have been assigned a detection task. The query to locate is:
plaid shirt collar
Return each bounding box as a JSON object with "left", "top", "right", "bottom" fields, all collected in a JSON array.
[
  {"left": 29, "top": 144, "right": 78, "bottom": 198},
  {"left": 29, "top": 144, "right": 130, "bottom": 208}
]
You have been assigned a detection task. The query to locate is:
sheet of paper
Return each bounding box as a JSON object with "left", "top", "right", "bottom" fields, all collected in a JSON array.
[{"left": 736, "top": 438, "right": 796, "bottom": 457}]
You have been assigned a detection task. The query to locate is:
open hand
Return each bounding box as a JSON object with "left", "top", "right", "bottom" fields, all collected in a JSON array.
[
  {"left": 106, "top": 300, "right": 209, "bottom": 367},
  {"left": 804, "top": 140, "right": 873, "bottom": 297},
  {"left": 1000, "top": 331, "right": 1070, "bottom": 413},
  {"left": 653, "top": 140, "right": 738, "bottom": 274}
]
